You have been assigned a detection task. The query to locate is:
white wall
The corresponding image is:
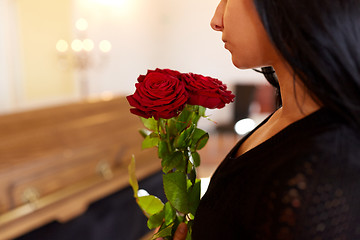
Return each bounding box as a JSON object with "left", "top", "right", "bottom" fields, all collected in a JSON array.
[
  {"left": 74, "top": 0, "right": 168, "bottom": 96},
  {"left": 154, "top": 0, "right": 263, "bottom": 82},
  {"left": 0, "top": 0, "right": 24, "bottom": 114},
  {"left": 0, "top": 0, "right": 78, "bottom": 114},
  {"left": 0, "top": 0, "right": 14, "bottom": 113}
]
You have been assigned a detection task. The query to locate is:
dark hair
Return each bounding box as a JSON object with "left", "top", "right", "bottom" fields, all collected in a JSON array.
[
  {"left": 253, "top": 66, "right": 282, "bottom": 107},
  {"left": 253, "top": 0, "right": 360, "bottom": 128}
]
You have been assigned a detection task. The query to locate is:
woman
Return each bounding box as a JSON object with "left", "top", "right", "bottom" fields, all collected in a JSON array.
[{"left": 170, "top": 0, "right": 360, "bottom": 239}]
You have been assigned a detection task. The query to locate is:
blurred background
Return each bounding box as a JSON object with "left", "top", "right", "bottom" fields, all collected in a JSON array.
[
  {"left": 0, "top": 0, "right": 277, "bottom": 239},
  {"left": 0, "top": 0, "right": 271, "bottom": 120}
]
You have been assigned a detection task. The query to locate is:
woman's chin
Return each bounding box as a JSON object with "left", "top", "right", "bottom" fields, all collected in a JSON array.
[
  {"left": 232, "top": 58, "right": 253, "bottom": 70},
  {"left": 232, "top": 57, "right": 267, "bottom": 70}
]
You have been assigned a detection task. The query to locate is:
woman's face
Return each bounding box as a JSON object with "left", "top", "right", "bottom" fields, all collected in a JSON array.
[{"left": 211, "top": 0, "right": 280, "bottom": 69}]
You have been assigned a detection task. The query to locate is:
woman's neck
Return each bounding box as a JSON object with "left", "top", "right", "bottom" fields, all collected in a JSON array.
[
  {"left": 235, "top": 61, "right": 321, "bottom": 157},
  {"left": 235, "top": 62, "right": 321, "bottom": 157},
  {"left": 273, "top": 61, "right": 321, "bottom": 122}
]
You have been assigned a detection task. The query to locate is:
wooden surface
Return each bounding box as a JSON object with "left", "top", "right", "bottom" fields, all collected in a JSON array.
[{"left": 0, "top": 97, "right": 161, "bottom": 239}]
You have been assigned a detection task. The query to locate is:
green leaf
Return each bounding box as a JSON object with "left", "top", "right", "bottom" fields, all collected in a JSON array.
[
  {"left": 128, "top": 155, "right": 139, "bottom": 198},
  {"left": 164, "top": 202, "right": 176, "bottom": 225},
  {"left": 191, "top": 128, "right": 206, "bottom": 142},
  {"left": 193, "top": 115, "right": 201, "bottom": 126},
  {"left": 163, "top": 172, "right": 189, "bottom": 214},
  {"left": 188, "top": 179, "right": 201, "bottom": 216},
  {"left": 147, "top": 209, "right": 165, "bottom": 229},
  {"left": 158, "top": 140, "right": 170, "bottom": 159},
  {"left": 191, "top": 152, "right": 201, "bottom": 168},
  {"left": 141, "top": 117, "right": 158, "bottom": 132},
  {"left": 198, "top": 106, "right": 206, "bottom": 117},
  {"left": 177, "top": 156, "right": 187, "bottom": 173},
  {"left": 161, "top": 151, "right": 184, "bottom": 173},
  {"left": 137, "top": 195, "right": 164, "bottom": 217},
  {"left": 176, "top": 107, "right": 192, "bottom": 132},
  {"left": 196, "top": 132, "right": 209, "bottom": 150},
  {"left": 189, "top": 167, "right": 196, "bottom": 184},
  {"left": 139, "top": 128, "right": 152, "bottom": 138},
  {"left": 174, "top": 125, "right": 195, "bottom": 149},
  {"left": 167, "top": 118, "right": 178, "bottom": 136},
  {"left": 150, "top": 224, "right": 174, "bottom": 240},
  {"left": 142, "top": 134, "right": 159, "bottom": 149},
  {"left": 191, "top": 128, "right": 209, "bottom": 150}
]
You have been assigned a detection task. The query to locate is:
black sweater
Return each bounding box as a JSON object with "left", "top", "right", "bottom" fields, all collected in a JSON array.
[{"left": 192, "top": 108, "right": 360, "bottom": 239}]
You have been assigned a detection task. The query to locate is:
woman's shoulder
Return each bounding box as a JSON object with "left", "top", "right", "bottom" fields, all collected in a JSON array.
[
  {"left": 213, "top": 108, "right": 360, "bottom": 180},
  {"left": 194, "top": 109, "right": 360, "bottom": 239},
  {"left": 266, "top": 107, "right": 360, "bottom": 161},
  {"left": 251, "top": 119, "right": 360, "bottom": 239},
  {"left": 298, "top": 109, "right": 360, "bottom": 162}
]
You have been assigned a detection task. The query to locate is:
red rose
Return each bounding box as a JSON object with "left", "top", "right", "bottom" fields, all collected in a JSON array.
[
  {"left": 127, "top": 70, "right": 188, "bottom": 120},
  {"left": 181, "top": 73, "right": 235, "bottom": 109},
  {"left": 137, "top": 68, "right": 182, "bottom": 83}
]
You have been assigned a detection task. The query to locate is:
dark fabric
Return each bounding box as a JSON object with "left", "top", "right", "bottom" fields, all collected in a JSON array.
[
  {"left": 16, "top": 171, "right": 165, "bottom": 240},
  {"left": 193, "top": 108, "right": 360, "bottom": 240}
]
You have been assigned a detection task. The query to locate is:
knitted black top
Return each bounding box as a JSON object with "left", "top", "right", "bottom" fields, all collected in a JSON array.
[{"left": 192, "top": 108, "right": 360, "bottom": 240}]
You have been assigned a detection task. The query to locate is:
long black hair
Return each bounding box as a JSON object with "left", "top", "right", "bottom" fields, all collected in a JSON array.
[
  {"left": 253, "top": 66, "right": 282, "bottom": 107},
  {"left": 253, "top": 0, "right": 360, "bottom": 128}
]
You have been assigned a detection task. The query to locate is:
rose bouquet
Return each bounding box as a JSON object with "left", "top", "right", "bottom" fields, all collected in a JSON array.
[{"left": 127, "top": 68, "right": 234, "bottom": 239}]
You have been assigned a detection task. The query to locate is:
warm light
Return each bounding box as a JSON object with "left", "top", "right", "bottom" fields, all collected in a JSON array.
[
  {"left": 71, "top": 39, "right": 83, "bottom": 52},
  {"left": 83, "top": 39, "right": 94, "bottom": 52},
  {"left": 99, "top": 40, "right": 112, "bottom": 53},
  {"left": 234, "top": 118, "right": 256, "bottom": 135},
  {"left": 56, "top": 40, "right": 68, "bottom": 53},
  {"left": 100, "top": 91, "right": 114, "bottom": 101},
  {"left": 76, "top": 18, "right": 88, "bottom": 31},
  {"left": 91, "top": 0, "right": 127, "bottom": 7}
]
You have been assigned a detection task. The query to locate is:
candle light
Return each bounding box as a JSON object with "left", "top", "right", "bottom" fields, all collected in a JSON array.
[
  {"left": 56, "top": 39, "right": 69, "bottom": 53},
  {"left": 83, "top": 39, "right": 94, "bottom": 52},
  {"left": 71, "top": 39, "right": 83, "bottom": 52},
  {"left": 99, "top": 40, "right": 112, "bottom": 53},
  {"left": 92, "top": 0, "right": 127, "bottom": 7},
  {"left": 76, "top": 18, "right": 88, "bottom": 31}
]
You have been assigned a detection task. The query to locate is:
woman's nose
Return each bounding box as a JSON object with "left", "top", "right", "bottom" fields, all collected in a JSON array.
[{"left": 210, "top": 1, "right": 224, "bottom": 31}]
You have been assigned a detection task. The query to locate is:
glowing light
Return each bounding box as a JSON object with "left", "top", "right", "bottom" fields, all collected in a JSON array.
[
  {"left": 83, "top": 39, "right": 94, "bottom": 52},
  {"left": 234, "top": 118, "right": 256, "bottom": 135},
  {"left": 71, "top": 39, "right": 83, "bottom": 52},
  {"left": 76, "top": 18, "right": 88, "bottom": 31},
  {"left": 91, "top": 0, "right": 127, "bottom": 7},
  {"left": 56, "top": 39, "right": 68, "bottom": 53},
  {"left": 99, "top": 40, "right": 112, "bottom": 53}
]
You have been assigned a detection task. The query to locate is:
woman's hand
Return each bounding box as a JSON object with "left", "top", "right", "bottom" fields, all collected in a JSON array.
[
  {"left": 157, "top": 222, "right": 188, "bottom": 240},
  {"left": 173, "top": 223, "right": 188, "bottom": 240}
]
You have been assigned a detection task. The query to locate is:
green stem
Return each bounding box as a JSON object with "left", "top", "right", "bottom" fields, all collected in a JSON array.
[
  {"left": 157, "top": 118, "right": 162, "bottom": 138},
  {"left": 184, "top": 148, "right": 191, "bottom": 174},
  {"left": 165, "top": 119, "right": 173, "bottom": 153}
]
